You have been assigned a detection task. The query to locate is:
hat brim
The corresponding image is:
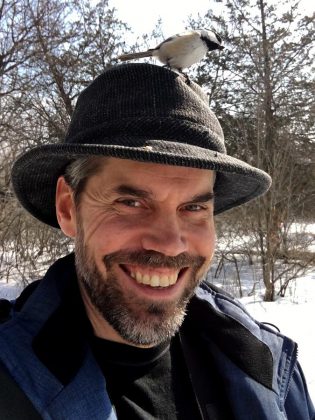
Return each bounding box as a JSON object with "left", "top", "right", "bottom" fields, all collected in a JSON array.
[{"left": 11, "top": 140, "right": 271, "bottom": 228}]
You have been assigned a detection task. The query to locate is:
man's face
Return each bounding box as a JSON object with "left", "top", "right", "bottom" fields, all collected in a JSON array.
[{"left": 62, "top": 158, "right": 216, "bottom": 346}]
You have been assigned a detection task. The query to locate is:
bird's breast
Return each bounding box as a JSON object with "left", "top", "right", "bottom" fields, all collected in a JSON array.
[{"left": 157, "top": 36, "right": 208, "bottom": 70}]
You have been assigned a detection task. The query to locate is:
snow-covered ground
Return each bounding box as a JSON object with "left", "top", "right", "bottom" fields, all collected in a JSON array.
[{"left": 1, "top": 261, "right": 314, "bottom": 402}]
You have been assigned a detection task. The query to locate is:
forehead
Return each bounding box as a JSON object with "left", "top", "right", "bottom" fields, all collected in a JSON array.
[{"left": 92, "top": 157, "right": 214, "bottom": 187}]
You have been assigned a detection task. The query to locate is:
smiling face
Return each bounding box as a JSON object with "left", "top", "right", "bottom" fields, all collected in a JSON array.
[{"left": 56, "top": 158, "right": 216, "bottom": 347}]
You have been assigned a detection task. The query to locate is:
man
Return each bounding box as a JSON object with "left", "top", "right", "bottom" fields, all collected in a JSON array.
[{"left": 0, "top": 63, "right": 313, "bottom": 419}]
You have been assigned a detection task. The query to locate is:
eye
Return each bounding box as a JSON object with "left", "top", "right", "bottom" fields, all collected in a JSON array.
[
  {"left": 183, "top": 203, "right": 207, "bottom": 212},
  {"left": 117, "top": 198, "right": 142, "bottom": 208}
]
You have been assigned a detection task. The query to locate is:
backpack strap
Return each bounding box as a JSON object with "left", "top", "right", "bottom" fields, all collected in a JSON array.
[{"left": 0, "top": 363, "right": 42, "bottom": 419}]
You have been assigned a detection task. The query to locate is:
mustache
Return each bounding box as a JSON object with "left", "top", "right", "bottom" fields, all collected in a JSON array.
[{"left": 103, "top": 250, "right": 205, "bottom": 270}]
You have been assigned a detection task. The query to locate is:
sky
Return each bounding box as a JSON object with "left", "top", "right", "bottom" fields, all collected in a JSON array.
[{"left": 109, "top": 0, "right": 314, "bottom": 42}]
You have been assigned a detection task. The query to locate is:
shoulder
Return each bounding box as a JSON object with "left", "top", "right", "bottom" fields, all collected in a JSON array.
[
  {"left": 195, "top": 280, "right": 253, "bottom": 319},
  {"left": 192, "top": 280, "right": 290, "bottom": 348},
  {"left": 0, "top": 280, "right": 41, "bottom": 325}
]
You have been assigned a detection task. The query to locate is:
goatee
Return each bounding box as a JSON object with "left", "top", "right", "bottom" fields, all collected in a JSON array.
[{"left": 75, "top": 224, "right": 207, "bottom": 346}]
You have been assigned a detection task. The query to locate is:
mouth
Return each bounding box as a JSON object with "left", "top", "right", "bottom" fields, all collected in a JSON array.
[{"left": 120, "top": 264, "right": 188, "bottom": 288}]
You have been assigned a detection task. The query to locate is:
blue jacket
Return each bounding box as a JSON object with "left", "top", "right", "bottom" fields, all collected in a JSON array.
[{"left": 0, "top": 254, "right": 314, "bottom": 419}]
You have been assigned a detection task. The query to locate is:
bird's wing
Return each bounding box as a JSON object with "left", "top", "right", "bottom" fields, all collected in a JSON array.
[
  {"left": 157, "top": 32, "right": 200, "bottom": 57},
  {"left": 155, "top": 31, "right": 197, "bottom": 50}
]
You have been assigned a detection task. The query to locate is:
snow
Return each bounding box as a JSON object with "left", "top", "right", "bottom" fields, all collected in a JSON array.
[
  {"left": 1, "top": 260, "right": 314, "bottom": 402},
  {"left": 0, "top": 279, "right": 24, "bottom": 300}
]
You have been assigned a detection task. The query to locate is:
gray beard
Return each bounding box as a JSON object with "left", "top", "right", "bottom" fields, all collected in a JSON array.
[{"left": 75, "top": 224, "right": 206, "bottom": 346}]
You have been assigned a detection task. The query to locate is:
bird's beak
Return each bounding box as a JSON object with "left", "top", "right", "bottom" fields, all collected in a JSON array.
[{"left": 219, "top": 45, "right": 225, "bottom": 50}]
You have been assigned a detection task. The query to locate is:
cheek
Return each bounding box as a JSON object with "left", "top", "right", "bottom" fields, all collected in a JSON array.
[
  {"left": 82, "top": 213, "right": 143, "bottom": 257},
  {"left": 187, "top": 219, "right": 216, "bottom": 256},
  {"left": 194, "top": 227, "right": 216, "bottom": 278}
]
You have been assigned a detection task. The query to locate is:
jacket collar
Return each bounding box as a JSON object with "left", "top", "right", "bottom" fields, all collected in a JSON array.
[{"left": 24, "top": 254, "right": 296, "bottom": 391}]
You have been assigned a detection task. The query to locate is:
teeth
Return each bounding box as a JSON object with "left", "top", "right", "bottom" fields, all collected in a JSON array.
[
  {"left": 131, "top": 271, "right": 179, "bottom": 287},
  {"left": 160, "top": 275, "right": 169, "bottom": 287},
  {"left": 142, "top": 274, "right": 150, "bottom": 285},
  {"left": 169, "top": 275, "right": 177, "bottom": 285},
  {"left": 151, "top": 275, "right": 160, "bottom": 287}
]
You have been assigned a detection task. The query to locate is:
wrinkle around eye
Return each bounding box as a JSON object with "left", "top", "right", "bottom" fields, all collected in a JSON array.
[{"left": 82, "top": 189, "right": 113, "bottom": 207}]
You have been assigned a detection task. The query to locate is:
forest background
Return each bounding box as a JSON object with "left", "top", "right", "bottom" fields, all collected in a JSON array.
[{"left": 0, "top": 0, "right": 314, "bottom": 303}]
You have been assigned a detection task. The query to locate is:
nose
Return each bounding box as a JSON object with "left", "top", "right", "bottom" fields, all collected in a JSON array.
[{"left": 141, "top": 213, "right": 188, "bottom": 257}]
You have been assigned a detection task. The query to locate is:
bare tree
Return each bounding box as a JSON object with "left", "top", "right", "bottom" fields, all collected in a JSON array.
[
  {"left": 0, "top": 0, "right": 129, "bottom": 285},
  {"left": 190, "top": 0, "right": 315, "bottom": 300}
]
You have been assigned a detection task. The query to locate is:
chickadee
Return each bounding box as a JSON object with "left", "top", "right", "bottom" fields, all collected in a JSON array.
[{"left": 117, "top": 29, "right": 224, "bottom": 72}]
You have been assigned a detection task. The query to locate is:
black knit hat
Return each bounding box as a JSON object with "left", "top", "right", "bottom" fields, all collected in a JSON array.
[{"left": 11, "top": 63, "right": 271, "bottom": 228}]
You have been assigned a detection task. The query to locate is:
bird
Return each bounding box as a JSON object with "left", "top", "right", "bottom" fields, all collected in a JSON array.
[{"left": 117, "top": 29, "right": 224, "bottom": 73}]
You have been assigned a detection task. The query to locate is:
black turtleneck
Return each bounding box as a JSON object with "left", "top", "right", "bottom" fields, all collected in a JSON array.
[{"left": 90, "top": 334, "right": 201, "bottom": 419}]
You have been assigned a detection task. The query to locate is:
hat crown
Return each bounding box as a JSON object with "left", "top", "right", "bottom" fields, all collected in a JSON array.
[
  {"left": 11, "top": 62, "right": 271, "bottom": 228},
  {"left": 65, "top": 63, "right": 226, "bottom": 154}
]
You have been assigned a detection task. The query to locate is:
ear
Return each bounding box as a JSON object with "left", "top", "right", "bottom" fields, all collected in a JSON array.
[{"left": 55, "top": 176, "right": 77, "bottom": 238}]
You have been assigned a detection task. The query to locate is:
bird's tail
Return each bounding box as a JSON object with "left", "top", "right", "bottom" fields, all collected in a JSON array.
[{"left": 117, "top": 50, "right": 153, "bottom": 61}]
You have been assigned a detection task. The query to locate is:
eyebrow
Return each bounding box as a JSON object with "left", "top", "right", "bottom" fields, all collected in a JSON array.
[
  {"left": 189, "top": 192, "right": 214, "bottom": 203},
  {"left": 113, "top": 184, "right": 214, "bottom": 202},
  {"left": 113, "top": 185, "right": 151, "bottom": 199}
]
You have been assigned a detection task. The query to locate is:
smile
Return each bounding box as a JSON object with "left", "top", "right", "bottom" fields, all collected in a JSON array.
[
  {"left": 130, "top": 271, "right": 179, "bottom": 287},
  {"left": 120, "top": 265, "right": 186, "bottom": 288}
]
